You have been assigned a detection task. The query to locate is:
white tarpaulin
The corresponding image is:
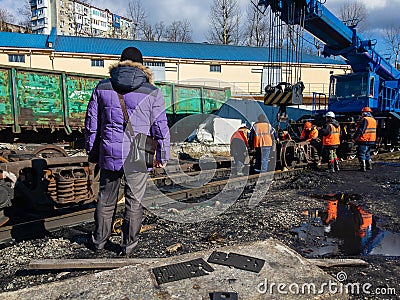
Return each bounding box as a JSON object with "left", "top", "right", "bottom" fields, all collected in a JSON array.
[{"left": 195, "top": 116, "right": 241, "bottom": 144}]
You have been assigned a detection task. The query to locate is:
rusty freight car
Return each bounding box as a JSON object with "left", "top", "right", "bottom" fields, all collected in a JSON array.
[{"left": 0, "top": 64, "right": 231, "bottom": 144}]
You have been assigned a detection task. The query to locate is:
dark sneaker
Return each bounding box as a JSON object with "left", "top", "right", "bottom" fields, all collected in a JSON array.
[
  {"left": 84, "top": 241, "right": 102, "bottom": 252},
  {"left": 118, "top": 245, "right": 138, "bottom": 258}
]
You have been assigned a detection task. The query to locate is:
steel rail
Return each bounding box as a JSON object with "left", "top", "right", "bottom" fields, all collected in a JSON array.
[{"left": 0, "top": 168, "right": 303, "bottom": 244}]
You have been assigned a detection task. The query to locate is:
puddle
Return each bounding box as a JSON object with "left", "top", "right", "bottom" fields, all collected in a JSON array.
[{"left": 292, "top": 194, "right": 400, "bottom": 257}]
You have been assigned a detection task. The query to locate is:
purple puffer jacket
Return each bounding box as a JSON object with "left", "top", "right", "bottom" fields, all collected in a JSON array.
[{"left": 85, "top": 61, "right": 170, "bottom": 171}]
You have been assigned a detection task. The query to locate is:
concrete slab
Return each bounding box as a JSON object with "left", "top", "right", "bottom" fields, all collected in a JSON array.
[{"left": 1, "top": 239, "right": 348, "bottom": 300}]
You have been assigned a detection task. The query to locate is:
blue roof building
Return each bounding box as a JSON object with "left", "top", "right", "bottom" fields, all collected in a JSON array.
[
  {"left": 0, "top": 31, "right": 349, "bottom": 95},
  {"left": 0, "top": 31, "right": 346, "bottom": 65}
]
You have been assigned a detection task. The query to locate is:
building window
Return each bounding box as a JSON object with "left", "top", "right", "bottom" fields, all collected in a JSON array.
[
  {"left": 8, "top": 54, "right": 25, "bottom": 63},
  {"left": 38, "top": 0, "right": 43, "bottom": 4},
  {"left": 91, "top": 59, "right": 104, "bottom": 67},
  {"left": 144, "top": 62, "right": 165, "bottom": 67},
  {"left": 210, "top": 65, "right": 221, "bottom": 72}
]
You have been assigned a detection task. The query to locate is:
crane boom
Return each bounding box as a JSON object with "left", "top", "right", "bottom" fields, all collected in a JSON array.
[{"left": 258, "top": 0, "right": 400, "bottom": 81}]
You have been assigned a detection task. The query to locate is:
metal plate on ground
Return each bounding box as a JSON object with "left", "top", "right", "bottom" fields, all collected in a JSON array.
[
  {"left": 209, "top": 292, "right": 239, "bottom": 300},
  {"left": 207, "top": 251, "right": 265, "bottom": 273},
  {"left": 152, "top": 258, "right": 214, "bottom": 285}
]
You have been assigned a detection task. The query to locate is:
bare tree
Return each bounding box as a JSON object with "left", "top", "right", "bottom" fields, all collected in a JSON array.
[
  {"left": 17, "top": 0, "right": 32, "bottom": 32},
  {"left": 141, "top": 20, "right": 155, "bottom": 41},
  {"left": 243, "top": 3, "right": 269, "bottom": 47},
  {"left": 127, "top": 0, "right": 146, "bottom": 40},
  {"left": 154, "top": 21, "right": 165, "bottom": 41},
  {"left": 179, "top": 19, "right": 193, "bottom": 42},
  {"left": 207, "top": 0, "right": 241, "bottom": 45},
  {"left": 0, "top": 8, "right": 15, "bottom": 32},
  {"left": 339, "top": 0, "right": 367, "bottom": 30},
  {"left": 383, "top": 25, "right": 400, "bottom": 69},
  {"left": 165, "top": 20, "right": 193, "bottom": 42},
  {"left": 165, "top": 21, "right": 180, "bottom": 42}
]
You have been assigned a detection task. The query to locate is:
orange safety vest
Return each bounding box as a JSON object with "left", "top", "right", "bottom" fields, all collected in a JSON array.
[
  {"left": 356, "top": 206, "right": 373, "bottom": 238},
  {"left": 253, "top": 122, "right": 273, "bottom": 148},
  {"left": 230, "top": 127, "right": 250, "bottom": 148},
  {"left": 357, "top": 116, "right": 377, "bottom": 142},
  {"left": 325, "top": 199, "right": 338, "bottom": 224},
  {"left": 322, "top": 123, "right": 340, "bottom": 146},
  {"left": 279, "top": 130, "right": 291, "bottom": 141},
  {"left": 300, "top": 127, "right": 318, "bottom": 141}
]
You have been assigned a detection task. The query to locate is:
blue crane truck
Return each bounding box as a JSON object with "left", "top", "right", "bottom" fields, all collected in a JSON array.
[{"left": 258, "top": 0, "right": 400, "bottom": 154}]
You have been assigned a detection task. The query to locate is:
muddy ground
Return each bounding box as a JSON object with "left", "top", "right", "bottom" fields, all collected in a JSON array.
[{"left": 0, "top": 152, "right": 399, "bottom": 299}]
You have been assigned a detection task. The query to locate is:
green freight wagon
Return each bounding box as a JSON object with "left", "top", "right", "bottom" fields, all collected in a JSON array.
[{"left": 0, "top": 65, "right": 230, "bottom": 143}]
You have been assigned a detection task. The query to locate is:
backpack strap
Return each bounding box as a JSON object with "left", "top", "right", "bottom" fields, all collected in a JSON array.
[{"left": 117, "top": 93, "right": 135, "bottom": 138}]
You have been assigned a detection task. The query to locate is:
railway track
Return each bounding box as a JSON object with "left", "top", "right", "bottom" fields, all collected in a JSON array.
[{"left": 0, "top": 166, "right": 304, "bottom": 244}]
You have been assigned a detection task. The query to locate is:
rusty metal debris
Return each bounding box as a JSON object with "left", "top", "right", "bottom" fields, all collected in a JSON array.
[
  {"left": 112, "top": 220, "right": 155, "bottom": 235},
  {"left": 112, "top": 218, "right": 123, "bottom": 235},
  {"left": 140, "top": 224, "right": 155, "bottom": 233},
  {"left": 165, "top": 243, "right": 183, "bottom": 254},
  {"left": 207, "top": 232, "right": 226, "bottom": 243}
]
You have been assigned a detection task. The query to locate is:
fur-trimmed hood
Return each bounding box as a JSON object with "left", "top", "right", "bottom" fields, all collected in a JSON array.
[{"left": 109, "top": 60, "right": 154, "bottom": 92}]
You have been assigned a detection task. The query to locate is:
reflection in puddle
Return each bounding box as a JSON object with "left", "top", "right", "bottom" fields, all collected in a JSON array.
[{"left": 293, "top": 194, "right": 400, "bottom": 257}]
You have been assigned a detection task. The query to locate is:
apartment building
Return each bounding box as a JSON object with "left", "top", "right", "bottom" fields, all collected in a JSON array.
[{"left": 30, "top": 0, "right": 132, "bottom": 39}]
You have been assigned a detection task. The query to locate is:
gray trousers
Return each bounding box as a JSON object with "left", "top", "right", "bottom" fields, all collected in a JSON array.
[{"left": 92, "top": 168, "right": 148, "bottom": 254}]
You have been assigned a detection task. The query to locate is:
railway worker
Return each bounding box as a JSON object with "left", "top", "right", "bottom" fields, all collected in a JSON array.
[
  {"left": 278, "top": 129, "right": 292, "bottom": 141},
  {"left": 84, "top": 47, "right": 170, "bottom": 257},
  {"left": 353, "top": 107, "right": 377, "bottom": 172},
  {"left": 250, "top": 114, "right": 278, "bottom": 173},
  {"left": 299, "top": 121, "right": 318, "bottom": 142},
  {"left": 320, "top": 111, "right": 341, "bottom": 172},
  {"left": 230, "top": 123, "right": 250, "bottom": 175},
  {"left": 299, "top": 121, "right": 320, "bottom": 167}
]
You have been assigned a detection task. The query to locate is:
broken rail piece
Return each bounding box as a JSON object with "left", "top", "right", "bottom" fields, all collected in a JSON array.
[
  {"left": 28, "top": 258, "right": 160, "bottom": 270},
  {"left": 307, "top": 258, "right": 369, "bottom": 268}
]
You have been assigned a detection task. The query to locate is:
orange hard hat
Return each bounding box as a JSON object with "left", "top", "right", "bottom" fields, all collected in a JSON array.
[
  {"left": 304, "top": 122, "right": 312, "bottom": 129},
  {"left": 361, "top": 107, "right": 372, "bottom": 113}
]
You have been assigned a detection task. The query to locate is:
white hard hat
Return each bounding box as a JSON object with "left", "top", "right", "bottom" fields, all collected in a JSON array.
[{"left": 325, "top": 111, "right": 335, "bottom": 118}]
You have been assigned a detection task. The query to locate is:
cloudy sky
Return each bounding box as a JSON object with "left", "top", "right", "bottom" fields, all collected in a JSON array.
[
  {"left": 1, "top": 0, "right": 399, "bottom": 51},
  {"left": 91, "top": 0, "right": 400, "bottom": 43}
]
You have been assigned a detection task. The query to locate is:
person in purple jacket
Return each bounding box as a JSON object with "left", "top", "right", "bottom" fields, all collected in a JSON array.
[{"left": 85, "top": 47, "right": 170, "bottom": 257}]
